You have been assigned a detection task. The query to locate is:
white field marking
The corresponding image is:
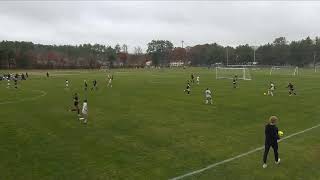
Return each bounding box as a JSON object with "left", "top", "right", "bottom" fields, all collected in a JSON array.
[
  {"left": 148, "top": 80, "right": 163, "bottom": 84},
  {"left": 0, "top": 90, "right": 47, "bottom": 105},
  {"left": 52, "top": 73, "right": 82, "bottom": 76},
  {"left": 169, "top": 123, "right": 320, "bottom": 180},
  {"left": 114, "top": 72, "right": 132, "bottom": 74}
]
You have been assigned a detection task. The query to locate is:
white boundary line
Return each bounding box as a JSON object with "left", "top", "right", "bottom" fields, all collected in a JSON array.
[
  {"left": 0, "top": 90, "right": 47, "bottom": 105},
  {"left": 169, "top": 123, "right": 320, "bottom": 180}
]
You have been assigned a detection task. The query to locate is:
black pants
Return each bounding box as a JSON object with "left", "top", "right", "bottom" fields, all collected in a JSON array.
[{"left": 263, "top": 142, "right": 278, "bottom": 163}]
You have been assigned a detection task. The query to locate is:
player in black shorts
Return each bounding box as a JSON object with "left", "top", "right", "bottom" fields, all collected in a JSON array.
[
  {"left": 191, "top": 73, "right": 195, "bottom": 83},
  {"left": 46, "top": 72, "right": 50, "bottom": 78},
  {"left": 233, "top": 78, "right": 237, "bottom": 88},
  {"left": 14, "top": 78, "right": 18, "bottom": 89},
  {"left": 263, "top": 116, "right": 281, "bottom": 168},
  {"left": 91, "top": 80, "right": 97, "bottom": 90},
  {"left": 287, "top": 82, "right": 296, "bottom": 96},
  {"left": 21, "top": 73, "right": 26, "bottom": 80},
  {"left": 70, "top": 93, "right": 80, "bottom": 116},
  {"left": 184, "top": 81, "right": 191, "bottom": 94},
  {"left": 84, "top": 80, "right": 88, "bottom": 91}
]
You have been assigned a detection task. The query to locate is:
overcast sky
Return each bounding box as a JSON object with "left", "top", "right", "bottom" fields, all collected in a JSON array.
[{"left": 0, "top": 1, "right": 320, "bottom": 52}]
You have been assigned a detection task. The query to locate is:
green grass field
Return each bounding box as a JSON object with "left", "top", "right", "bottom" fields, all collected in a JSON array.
[{"left": 0, "top": 68, "right": 319, "bottom": 180}]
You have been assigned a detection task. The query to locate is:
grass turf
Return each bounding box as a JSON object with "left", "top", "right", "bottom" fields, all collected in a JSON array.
[{"left": 0, "top": 68, "right": 319, "bottom": 180}]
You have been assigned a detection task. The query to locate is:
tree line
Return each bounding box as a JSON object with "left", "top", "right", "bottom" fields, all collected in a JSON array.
[{"left": 0, "top": 36, "right": 319, "bottom": 69}]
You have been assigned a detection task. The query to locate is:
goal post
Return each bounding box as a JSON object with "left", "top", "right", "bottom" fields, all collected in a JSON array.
[
  {"left": 270, "top": 66, "right": 298, "bottom": 76},
  {"left": 100, "top": 65, "right": 110, "bottom": 71},
  {"left": 216, "top": 67, "right": 252, "bottom": 80}
]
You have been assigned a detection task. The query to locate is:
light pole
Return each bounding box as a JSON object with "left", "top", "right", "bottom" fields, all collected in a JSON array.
[
  {"left": 226, "top": 47, "right": 229, "bottom": 66},
  {"left": 314, "top": 52, "right": 317, "bottom": 72},
  {"left": 251, "top": 46, "right": 258, "bottom": 65},
  {"left": 254, "top": 49, "right": 256, "bottom": 63}
]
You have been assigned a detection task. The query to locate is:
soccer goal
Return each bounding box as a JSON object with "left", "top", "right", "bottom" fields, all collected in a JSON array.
[
  {"left": 270, "top": 66, "right": 298, "bottom": 76},
  {"left": 216, "top": 67, "right": 252, "bottom": 80},
  {"left": 100, "top": 65, "right": 110, "bottom": 71}
]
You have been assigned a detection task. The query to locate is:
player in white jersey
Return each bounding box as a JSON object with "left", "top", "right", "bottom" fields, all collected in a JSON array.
[
  {"left": 65, "top": 80, "right": 69, "bottom": 89},
  {"left": 205, "top": 88, "right": 213, "bottom": 104},
  {"left": 7, "top": 79, "right": 10, "bottom": 88},
  {"left": 196, "top": 76, "right": 200, "bottom": 85},
  {"left": 79, "top": 99, "right": 88, "bottom": 124},
  {"left": 107, "top": 74, "right": 113, "bottom": 87},
  {"left": 268, "top": 82, "right": 275, "bottom": 96}
]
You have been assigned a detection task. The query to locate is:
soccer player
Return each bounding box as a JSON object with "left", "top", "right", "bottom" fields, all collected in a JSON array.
[
  {"left": 107, "top": 75, "right": 113, "bottom": 87},
  {"left": 232, "top": 77, "right": 237, "bottom": 88},
  {"left": 7, "top": 79, "right": 10, "bottom": 88},
  {"left": 21, "top": 73, "right": 26, "bottom": 80},
  {"left": 65, "top": 80, "right": 69, "bottom": 89},
  {"left": 91, "top": 80, "right": 97, "bottom": 90},
  {"left": 268, "top": 82, "right": 275, "bottom": 96},
  {"left": 204, "top": 88, "right": 213, "bottom": 104},
  {"left": 196, "top": 76, "right": 200, "bottom": 85},
  {"left": 263, "top": 116, "right": 281, "bottom": 168},
  {"left": 46, "top": 72, "right": 50, "bottom": 78},
  {"left": 191, "top": 73, "right": 195, "bottom": 83},
  {"left": 84, "top": 80, "right": 88, "bottom": 91},
  {"left": 14, "top": 78, "right": 18, "bottom": 89},
  {"left": 287, "top": 82, "right": 296, "bottom": 96},
  {"left": 184, "top": 82, "right": 191, "bottom": 95},
  {"left": 79, "top": 99, "right": 88, "bottom": 124},
  {"left": 70, "top": 93, "right": 80, "bottom": 116}
]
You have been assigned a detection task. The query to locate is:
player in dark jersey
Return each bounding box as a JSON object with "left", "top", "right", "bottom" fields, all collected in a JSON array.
[
  {"left": 46, "top": 72, "right": 50, "bottom": 78},
  {"left": 91, "top": 80, "right": 97, "bottom": 90},
  {"left": 287, "top": 83, "right": 296, "bottom": 96},
  {"left": 84, "top": 80, "right": 88, "bottom": 91},
  {"left": 263, "top": 116, "right": 281, "bottom": 168},
  {"left": 191, "top": 73, "right": 195, "bottom": 83},
  {"left": 70, "top": 93, "right": 80, "bottom": 116},
  {"left": 14, "top": 78, "right": 18, "bottom": 89},
  {"left": 21, "top": 73, "right": 26, "bottom": 80},
  {"left": 232, "top": 77, "right": 237, "bottom": 88},
  {"left": 184, "top": 82, "right": 191, "bottom": 94}
]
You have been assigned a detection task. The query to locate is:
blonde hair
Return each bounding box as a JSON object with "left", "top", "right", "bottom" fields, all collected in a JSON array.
[{"left": 269, "top": 116, "right": 278, "bottom": 124}]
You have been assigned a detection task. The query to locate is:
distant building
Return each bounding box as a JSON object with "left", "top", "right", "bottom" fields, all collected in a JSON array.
[
  {"left": 170, "top": 61, "right": 184, "bottom": 67},
  {"left": 145, "top": 60, "right": 152, "bottom": 67}
]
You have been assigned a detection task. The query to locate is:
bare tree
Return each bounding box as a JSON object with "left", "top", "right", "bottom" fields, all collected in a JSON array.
[
  {"left": 134, "top": 46, "right": 143, "bottom": 55},
  {"left": 122, "top": 44, "right": 128, "bottom": 54}
]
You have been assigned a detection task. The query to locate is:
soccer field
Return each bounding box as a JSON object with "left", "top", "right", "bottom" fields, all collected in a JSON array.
[{"left": 0, "top": 68, "right": 319, "bottom": 180}]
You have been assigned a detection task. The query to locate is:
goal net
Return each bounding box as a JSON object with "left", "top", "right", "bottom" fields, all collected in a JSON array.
[
  {"left": 270, "top": 66, "right": 298, "bottom": 76},
  {"left": 100, "top": 65, "right": 110, "bottom": 71},
  {"left": 216, "top": 67, "right": 252, "bottom": 80}
]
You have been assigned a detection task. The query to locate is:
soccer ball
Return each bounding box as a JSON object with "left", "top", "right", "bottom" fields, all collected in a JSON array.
[
  {"left": 278, "top": 131, "right": 284, "bottom": 137},
  {"left": 264, "top": 93, "right": 267, "bottom": 95}
]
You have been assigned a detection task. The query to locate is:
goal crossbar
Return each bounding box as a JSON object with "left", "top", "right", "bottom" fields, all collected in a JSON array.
[{"left": 216, "top": 67, "right": 252, "bottom": 80}]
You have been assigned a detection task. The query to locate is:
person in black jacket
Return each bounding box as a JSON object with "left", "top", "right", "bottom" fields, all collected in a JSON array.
[{"left": 263, "top": 115, "right": 281, "bottom": 168}]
